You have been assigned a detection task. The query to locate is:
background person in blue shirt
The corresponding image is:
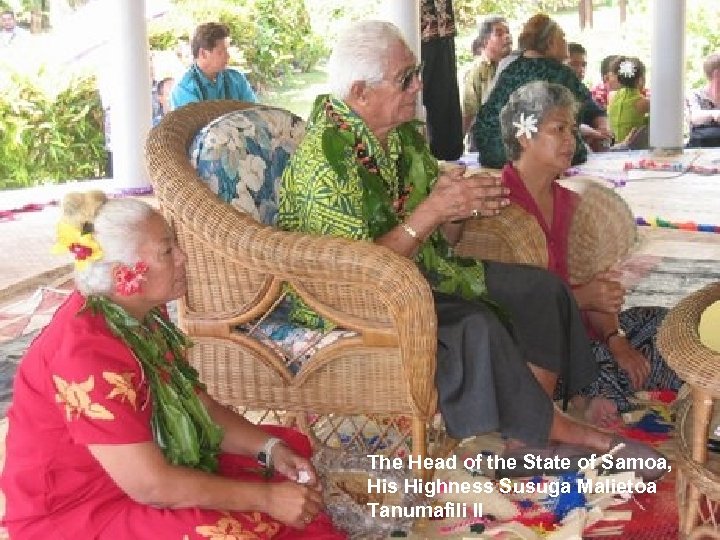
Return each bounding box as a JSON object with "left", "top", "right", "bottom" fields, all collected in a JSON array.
[{"left": 170, "top": 22, "right": 258, "bottom": 110}]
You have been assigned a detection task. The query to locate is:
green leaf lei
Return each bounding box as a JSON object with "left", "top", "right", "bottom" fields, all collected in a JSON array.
[
  {"left": 84, "top": 296, "right": 224, "bottom": 472},
  {"left": 314, "top": 95, "right": 506, "bottom": 313}
]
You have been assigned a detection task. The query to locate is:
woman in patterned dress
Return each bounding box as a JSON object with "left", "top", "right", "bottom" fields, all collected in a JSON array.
[
  {"left": 1, "top": 192, "right": 344, "bottom": 539},
  {"left": 498, "top": 80, "right": 682, "bottom": 420}
]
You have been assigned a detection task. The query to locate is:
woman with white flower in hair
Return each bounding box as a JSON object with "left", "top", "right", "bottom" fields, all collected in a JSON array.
[
  {"left": 1, "top": 192, "right": 345, "bottom": 539},
  {"left": 499, "top": 80, "right": 680, "bottom": 422},
  {"left": 607, "top": 56, "right": 650, "bottom": 143}
]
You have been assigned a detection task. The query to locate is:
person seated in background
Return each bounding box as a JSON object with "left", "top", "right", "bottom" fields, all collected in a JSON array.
[
  {"left": 498, "top": 81, "right": 682, "bottom": 418},
  {"left": 566, "top": 42, "right": 613, "bottom": 151},
  {"left": 474, "top": 13, "right": 610, "bottom": 168},
  {"left": 461, "top": 15, "right": 513, "bottom": 147},
  {"left": 590, "top": 54, "right": 620, "bottom": 108},
  {"left": 1, "top": 192, "right": 344, "bottom": 539},
  {"left": 565, "top": 42, "right": 588, "bottom": 82},
  {"left": 0, "top": 10, "right": 28, "bottom": 47},
  {"left": 152, "top": 76, "right": 176, "bottom": 126},
  {"left": 170, "top": 22, "right": 257, "bottom": 110},
  {"left": 686, "top": 52, "right": 720, "bottom": 148},
  {"left": 607, "top": 56, "right": 650, "bottom": 144},
  {"left": 279, "top": 19, "right": 665, "bottom": 480}
]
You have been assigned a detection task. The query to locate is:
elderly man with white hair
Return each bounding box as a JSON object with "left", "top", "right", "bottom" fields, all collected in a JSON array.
[{"left": 278, "top": 19, "right": 666, "bottom": 481}]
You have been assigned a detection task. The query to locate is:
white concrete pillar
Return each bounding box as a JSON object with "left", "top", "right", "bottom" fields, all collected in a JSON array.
[
  {"left": 379, "top": 0, "right": 421, "bottom": 61},
  {"left": 649, "top": 0, "right": 686, "bottom": 155},
  {"left": 378, "top": 1, "right": 423, "bottom": 119},
  {"left": 108, "top": 0, "right": 152, "bottom": 190}
]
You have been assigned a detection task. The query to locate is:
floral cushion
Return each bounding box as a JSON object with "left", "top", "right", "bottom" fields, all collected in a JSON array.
[
  {"left": 189, "top": 105, "right": 306, "bottom": 225},
  {"left": 189, "top": 107, "right": 355, "bottom": 369}
]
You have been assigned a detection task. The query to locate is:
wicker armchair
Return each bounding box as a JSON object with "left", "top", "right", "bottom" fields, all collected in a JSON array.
[{"left": 145, "top": 100, "right": 440, "bottom": 461}]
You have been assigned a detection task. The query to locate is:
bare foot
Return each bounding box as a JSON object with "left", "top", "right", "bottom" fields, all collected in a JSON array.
[{"left": 584, "top": 397, "right": 621, "bottom": 428}]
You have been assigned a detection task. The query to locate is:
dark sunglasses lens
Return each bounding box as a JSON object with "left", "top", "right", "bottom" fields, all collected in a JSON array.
[{"left": 401, "top": 66, "right": 421, "bottom": 91}]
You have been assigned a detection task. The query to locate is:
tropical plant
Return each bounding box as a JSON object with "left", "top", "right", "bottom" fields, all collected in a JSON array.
[{"left": 0, "top": 72, "right": 105, "bottom": 188}]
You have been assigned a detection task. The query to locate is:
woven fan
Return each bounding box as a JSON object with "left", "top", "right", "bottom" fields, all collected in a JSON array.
[{"left": 567, "top": 181, "right": 638, "bottom": 285}]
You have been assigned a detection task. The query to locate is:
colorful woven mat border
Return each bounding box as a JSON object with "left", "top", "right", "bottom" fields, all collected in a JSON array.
[{"left": 636, "top": 216, "right": 720, "bottom": 234}]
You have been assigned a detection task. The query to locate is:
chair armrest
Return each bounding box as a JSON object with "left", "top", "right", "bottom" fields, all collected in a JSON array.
[{"left": 454, "top": 204, "right": 548, "bottom": 268}]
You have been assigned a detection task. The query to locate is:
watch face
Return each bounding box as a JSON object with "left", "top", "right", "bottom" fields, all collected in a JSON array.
[{"left": 257, "top": 451, "right": 268, "bottom": 466}]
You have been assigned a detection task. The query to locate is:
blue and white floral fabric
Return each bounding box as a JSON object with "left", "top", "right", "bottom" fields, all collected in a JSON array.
[
  {"left": 189, "top": 105, "right": 356, "bottom": 373},
  {"left": 190, "top": 105, "right": 306, "bottom": 225}
]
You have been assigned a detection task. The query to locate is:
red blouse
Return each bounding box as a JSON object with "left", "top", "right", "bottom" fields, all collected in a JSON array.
[
  {"left": 501, "top": 164, "right": 602, "bottom": 340},
  {"left": 501, "top": 163, "right": 580, "bottom": 283}
]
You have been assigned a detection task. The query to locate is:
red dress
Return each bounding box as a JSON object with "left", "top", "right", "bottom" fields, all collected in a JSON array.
[{"left": 1, "top": 291, "right": 345, "bottom": 539}]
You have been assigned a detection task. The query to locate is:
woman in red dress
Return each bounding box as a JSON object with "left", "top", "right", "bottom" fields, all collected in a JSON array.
[{"left": 1, "top": 191, "right": 345, "bottom": 540}]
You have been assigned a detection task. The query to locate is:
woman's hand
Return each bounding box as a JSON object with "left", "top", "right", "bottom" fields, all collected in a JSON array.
[
  {"left": 264, "top": 481, "right": 324, "bottom": 529},
  {"left": 575, "top": 271, "right": 625, "bottom": 312},
  {"left": 609, "top": 337, "right": 651, "bottom": 390},
  {"left": 421, "top": 166, "right": 509, "bottom": 225},
  {"left": 272, "top": 443, "right": 320, "bottom": 488}
]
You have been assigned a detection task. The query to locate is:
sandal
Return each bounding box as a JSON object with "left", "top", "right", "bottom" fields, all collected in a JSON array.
[{"left": 495, "top": 443, "right": 594, "bottom": 479}]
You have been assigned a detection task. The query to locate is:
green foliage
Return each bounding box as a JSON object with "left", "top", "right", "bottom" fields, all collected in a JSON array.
[
  {"left": 685, "top": 1, "right": 720, "bottom": 88},
  {"left": 148, "top": 28, "right": 179, "bottom": 51},
  {"left": 453, "top": 0, "right": 525, "bottom": 29},
  {"left": 153, "top": 0, "right": 327, "bottom": 92},
  {"left": 0, "top": 73, "right": 105, "bottom": 188}
]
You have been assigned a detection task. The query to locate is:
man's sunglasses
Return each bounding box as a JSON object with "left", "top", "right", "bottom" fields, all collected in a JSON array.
[{"left": 398, "top": 62, "right": 424, "bottom": 91}]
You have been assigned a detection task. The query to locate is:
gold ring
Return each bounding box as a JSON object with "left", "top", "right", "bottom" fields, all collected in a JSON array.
[{"left": 472, "top": 209, "right": 479, "bottom": 218}]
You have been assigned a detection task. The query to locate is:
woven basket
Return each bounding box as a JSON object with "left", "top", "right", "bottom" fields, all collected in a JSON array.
[{"left": 567, "top": 181, "right": 638, "bottom": 285}]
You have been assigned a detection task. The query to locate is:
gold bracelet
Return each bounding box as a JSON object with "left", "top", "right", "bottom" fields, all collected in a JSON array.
[{"left": 400, "top": 222, "right": 418, "bottom": 240}]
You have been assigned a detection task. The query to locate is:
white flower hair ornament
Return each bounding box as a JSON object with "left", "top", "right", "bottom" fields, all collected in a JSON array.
[
  {"left": 513, "top": 113, "right": 538, "bottom": 139},
  {"left": 618, "top": 60, "right": 636, "bottom": 78}
]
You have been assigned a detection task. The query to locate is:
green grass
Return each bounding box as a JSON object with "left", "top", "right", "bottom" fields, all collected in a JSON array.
[{"left": 262, "top": 66, "right": 328, "bottom": 120}]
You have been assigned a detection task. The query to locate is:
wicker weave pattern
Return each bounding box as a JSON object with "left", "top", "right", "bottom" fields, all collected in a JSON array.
[
  {"left": 658, "top": 283, "right": 720, "bottom": 538},
  {"left": 567, "top": 180, "right": 638, "bottom": 285},
  {"left": 145, "top": 100, "right": 440, "bottom": 459},
  {"left": 455, "top": 180, "right": 637, "bottom": 284},
  {"left": 454, "top": 204, "right": 548, "bottom": 268},
  {"left": 658, "top": 282, "right": 720, "bottom": 390}
]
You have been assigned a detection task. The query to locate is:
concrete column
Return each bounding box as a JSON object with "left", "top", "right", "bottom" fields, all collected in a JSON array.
[
  {"left": 378, "top": 0, "right": 423, "bottom": 119},
  {"left": 649, "top": 0, "right": 686, "bottom": 155},
  {"left": 379, "top": 0, "right": 421, "bottom": 61},
  {"left": 108, "top": 0, "right": 152, "bottom": 190}
]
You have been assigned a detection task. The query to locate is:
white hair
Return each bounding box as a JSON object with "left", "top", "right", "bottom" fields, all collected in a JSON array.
[
  {"left": 326, "top": 20, "right": 408, "bottom": 99},
  {"left": 74, "top": 198, "right": 155, "bottom": 296}
]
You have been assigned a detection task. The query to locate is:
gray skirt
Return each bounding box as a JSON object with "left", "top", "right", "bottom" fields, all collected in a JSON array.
[{"left": 434, "top": 261, "right": 597, "bottom": 445}]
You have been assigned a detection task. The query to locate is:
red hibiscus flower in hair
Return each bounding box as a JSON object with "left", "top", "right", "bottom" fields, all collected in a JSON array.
[{"left": 113, "top": 262, "right": 149, "bottom": 296}]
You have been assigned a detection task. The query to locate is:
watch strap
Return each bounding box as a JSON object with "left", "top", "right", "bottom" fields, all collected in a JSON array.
[{"left": 257, "top": 437, "right": 283, "bottom": 469}]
